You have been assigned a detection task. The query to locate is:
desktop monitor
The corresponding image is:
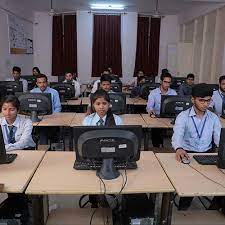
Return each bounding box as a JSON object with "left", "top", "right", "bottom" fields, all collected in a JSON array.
[
  {"left": 110, "top": 75, "right": 121, "bottom": 83},
  {"left": 143, "top": 76, "right": 155, "bottom": 84},
  {"left": 50, "top": 82, "right": 75, "bottom": 101},
  {"left": 20, "top": 75, "right": 36, "bottom": 90},
  {"left": 160, "top": 95, "right": 192, "bottom": 118},
  {"left": 206, "top": 84, "right": 219, "bottom": 92},
  {"left": 73, "top": 125, "right": 142, "bottom": 180},
  {"left": 0, "top": 127, "right": 17, "bottom": 164},
  {"left": 218, "top": 128, "right": 225, "bottom": 169},
  {"left": 18, "top": 93, "right": 52, "bottom": 122},
  {"left": 109, "top": 92, "right": 126, "bottom": 114},
  {"left": 110, "top": 82, "right": 122, "bottom": 92},
  {"left": 0, "top": 81, "right": 23, "bottom": 95},
  {"left": 140, "top": 83, "right": 160, "bottom": 100},
  {"left": 170, "top": 77, "right": 186, "bottom": 90}
]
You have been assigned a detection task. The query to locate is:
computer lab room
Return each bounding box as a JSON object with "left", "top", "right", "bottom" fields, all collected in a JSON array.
[{"left": 1, "top": 0, "right": 225, "bottom": 225}]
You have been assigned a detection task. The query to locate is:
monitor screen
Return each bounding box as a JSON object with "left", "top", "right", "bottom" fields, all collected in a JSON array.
[
  {"left": 110, "top": 75, "right": 121, "bottom": 83},
  {"left": 0, "top": 81, "right": 23, "bottom": 95},
  {"left": 73, "top": 125, "right": 142, "bottom": 179},
  {"left": 206, "top": 84, "right": 219, "bottom": 92},
  {"left": 160, "top": 95, "right": 192, "bottom": 118},
  {"left": 109, "top": 92, "right": 126, "bottom": 114},
  {"left": 218, "top": 128, "right": 225, "bottom": 169},
  {"left": 170, "top": 77, "right": 186, "bottom": 90},
  {"left": 143, "top": 76, "right": 155, "bottom": 84},
  {"left": 20, "top": 75, "right": 36, "bottom": 90},
  {"left": 18, "top": 93, "right": 52, "bottom": 122},
  {"left": 50, "top": 82, "right": 75, "bottom": 101},
  {"left": 140, "top": 83, "right": 160, "bottom": 100},
  {"left": 110, "top": 82, "right": 122, "bottom": 92}
]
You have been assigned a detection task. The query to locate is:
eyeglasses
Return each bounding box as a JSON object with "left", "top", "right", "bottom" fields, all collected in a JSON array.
[{"left": 197, "top": 98, "right": 212, "bottom": 104}]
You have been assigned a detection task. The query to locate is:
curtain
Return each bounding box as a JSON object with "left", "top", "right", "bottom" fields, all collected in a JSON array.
[
  {"left": 52, "top": 15, "right": 63, "bottom": 76},
  {"left": 134, "top": 16, "right": 161, "bottom": 76},
  {"left": 92, "top": 15, "right": 122, "bottom": 77},
  {"left": 52, "top": 14, "right": 77, "bottom": 76}
]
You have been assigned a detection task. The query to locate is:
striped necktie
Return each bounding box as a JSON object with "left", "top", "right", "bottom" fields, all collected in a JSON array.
[
  {"left": 96, "top": 118, "right": 104, "bottom": 126},
  {"left": 8, "top": 125, "right": 16, "bottom": 144}
]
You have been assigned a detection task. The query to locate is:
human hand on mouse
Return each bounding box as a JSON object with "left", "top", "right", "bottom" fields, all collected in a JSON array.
[{"left": 175, "top": 148, "right": 190, "bottom": 162}]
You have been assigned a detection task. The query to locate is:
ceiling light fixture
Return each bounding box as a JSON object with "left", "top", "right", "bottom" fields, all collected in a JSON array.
[{"left": 90, "top": 4, "right": 124, "bottom": 10}]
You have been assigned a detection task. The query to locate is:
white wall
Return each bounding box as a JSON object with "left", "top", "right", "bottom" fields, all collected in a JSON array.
[
  {"left": 158, "top": 15, "right": 179, "bottom": 78},
  {"left": 33, "top": 12, "right": 54, "bottom": 81},
  {"left": 0, "top": 1, "right": 33, "bottom": 80}
]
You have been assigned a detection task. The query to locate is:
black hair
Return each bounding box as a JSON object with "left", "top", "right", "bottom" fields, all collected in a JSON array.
[
  {"left": 219, "top": 75, "right": 225, "bottom": 84},
  {"left": 1, "top": 95, "right": 20, "bottom": 111},
  {"left": 187, "top": 73, "right": 195, "bottom": 79},
  {"left": 33, "top": 67, "right": 40, "bottom": 74},
  {"left": 100, "top": 74, "right": 111, "bottom": 84},
  {"left": 12, "top": 66, "right": 21, "bottom": 73},
  {"left": 35, "top": 73, "right": 48, "bottom": 82},
  {"left": 90, "top": 89, "right": 116, "bottom": 126},
  {"left": 160, "top": 72, "right": 172, "bottom": 81},
  {"left": 161, "top": 68, "right": 169, "bottom": 75},
  {"left": 192, "top": 83, "right": 213, "bottom": 98}
]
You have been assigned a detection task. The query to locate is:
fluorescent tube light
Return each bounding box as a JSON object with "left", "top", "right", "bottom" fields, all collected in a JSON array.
[{"left": 90, "top": 4, "right": 124, "bottom": 10}]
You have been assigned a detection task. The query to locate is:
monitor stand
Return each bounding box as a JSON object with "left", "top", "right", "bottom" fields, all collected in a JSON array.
[
  {"left": 30, "top": 111, "right": 41, "bottom": 122},
  {"left": 97, "top": 158, "right": 120, "bottom": 180}
]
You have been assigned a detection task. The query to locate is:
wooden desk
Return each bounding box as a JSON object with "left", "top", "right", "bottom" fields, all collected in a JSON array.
[
  {"left": 33, "top": 113, "right": 76, "bottom": 127},
  {"left": 133, "top": 97, "right": 147, "bottom": 106},
  {"left": 26, "top": 151, "right": 174, "bottom": 195},
  {"left": 141, "top": 114, "right": 171, "bottom": 128},
  {"left": 70, "top": 113, "right": 147, "bottom": 127},
  {"left": 0, "top": 150, "right": 46, "bottom": 193},
  {"left": 61, "top": 99, "right": 81, "bottom": 106},
  {"left": 220, "top": 118, "right": 225, "bottom": 128},
  {"left": 156, "top": 153, "right": 225, "bottom": 197}
]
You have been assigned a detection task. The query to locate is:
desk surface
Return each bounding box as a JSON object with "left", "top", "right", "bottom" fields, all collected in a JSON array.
[
  {"left": 133, "top": 97, "right": 147, "bottom": 106},
  {"left": 156, "top": 153, "right": 225, "bottom": 197},
  {"left": 33, "top": 113, "right": 76, "bottom": 127},
  {"left": 26, "top": 151, "right": 174, "bottom": 195},
  {"left": 141, "top": 114, "right": 172, "bottom": 128},
  {"left": 70, "top": 113, "right": 147, "bottom": 127},
  {"left": 0, "top": 150, "right": 46, "bottom": 193}
]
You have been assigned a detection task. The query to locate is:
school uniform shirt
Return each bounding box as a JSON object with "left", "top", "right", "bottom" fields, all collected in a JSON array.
[
  {"left": 63, "top": 79, "right": 81, "bottom": 99},
  {"left": 82, "top": 113, "right": 123, "bottom": 126},
  {"left": 209, "top": 89, "right": 225, "bottom": 115},
  {"left": 172, "top": 107, "right": 221, "bottom": 152},
  {"left": 6, "top": 78, "right": 28, "bottom": 92},
  {"left": 30, "top": 86, "right": 61, "bottom": 113},
  {"left": 146, "top": 87, "right": 177, "bottom": 115},
  {"left": 0, "top": 115, "right": 36, "bottom": 151},
  {"left": 178, "top": 83, "right": 193, "bottom": 96},
  {"left": 91, "top": 80, "right": 100, "bottom": 93}
]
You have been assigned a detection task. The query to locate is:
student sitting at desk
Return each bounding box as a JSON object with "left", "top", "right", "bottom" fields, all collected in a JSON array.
[
  {"left": 0, "top": 95, "right": 35, "bottom": 151},
  {"left": 178, "top": 73, "right": 195, "bottom": 96},
  {"left": 7, "top": 66, "right": 28, "bottom": 92},
  {"left": 209, "top": 75, "right": 225, "bottom": 116},
  {"left": 172, "top": 83, "right": 221, "bottom": 210},
  {"left": 83, "top": 89, "right": 123, "bottom": 126},
  {"left": 63, "top": 71, "right": 81, "bottom": 99},
  {"left": 31, "top": 74, "right": 61, "bottom": 113},
  {"left": 146, "top": 72, "right": 177, "bottom": 147},
  {"left": 32, "top": 66, "right": 40, "bottom": 76}
]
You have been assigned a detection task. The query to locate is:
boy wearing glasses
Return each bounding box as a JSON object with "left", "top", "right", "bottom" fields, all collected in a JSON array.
[
  {"left": 146, "top": 72, "right": 177, "bottom": 147},
  {"left": 172, "top": 83, "right": 221, "bottom": 210}
]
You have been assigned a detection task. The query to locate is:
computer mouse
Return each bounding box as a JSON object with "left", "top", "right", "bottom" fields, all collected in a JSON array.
[{"left": 181, "top": 157, "right": 190, "bottom": 164}]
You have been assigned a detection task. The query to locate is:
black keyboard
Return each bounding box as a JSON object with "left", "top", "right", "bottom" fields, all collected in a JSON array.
[
  {"left": 74, "top": 160, "right": 137, "bottom": 170},
  {"left": 193, "top": 155, "right": 218, "bottom": 165},
  {"left": 0, "top": 154, "right": 17, "bottom": 164}
]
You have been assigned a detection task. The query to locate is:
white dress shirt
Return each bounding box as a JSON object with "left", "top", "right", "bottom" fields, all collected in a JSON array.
[
  {"left": 91, "top": 80, "right": 100, "bottom": 93},
  {"left": 0, "top": 115, "right": 36, "bottom": 151},
  {"left": 209, "top": 89, "right": 224, "bottom": 115},
  {"left": 82, "top": 113, "right": 123, "bottom": 126}
]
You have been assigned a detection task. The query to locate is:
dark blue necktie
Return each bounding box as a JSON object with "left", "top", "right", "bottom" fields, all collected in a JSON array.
[
  {"left": 96, "top": 118, "right": 104, "bottom": 126},
  {"left": 8, "top": 125, "right": 16, "bottom": 144}
]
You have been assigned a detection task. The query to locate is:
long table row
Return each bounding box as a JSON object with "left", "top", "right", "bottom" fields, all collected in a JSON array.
[{"left": 1, "top": 150, "right": 225, "bottom": 225}]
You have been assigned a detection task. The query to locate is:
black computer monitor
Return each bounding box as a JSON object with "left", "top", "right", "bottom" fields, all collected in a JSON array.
[
  {"left": 206, "top": 84, "right": 219, "bottom": 92},
  {"left": 160, "top": 95, "right": 192, "bottom": 118},
  {"left": 109, "top": 92, "right": 126, "bottom": 114},
  {"left": 218, "top": 128, "right": 225, "bottom": 169},
  {"left": 110, "top": 75, "right": 121, "bottom": 83},
  {"left": 73, "top": 125, "right": 142, "bottom": 180},
  {"left": 50, "top": 82, "right": 75, "bottom": 102},
  {"left": 18, "top": 93, "right": 52, "bottom": 122},
  {"left": 143, "top": 76, "right": 155, "bottom": 84},
  {"left": 20, "top": 75, "right": 36, "bottom": 90},
  {"left": 0, "top": 81, "right": 23, "bottom": 95},
  {"left": 140, "top": 83, "right": 160, "bottom": 100},
  {"left": 110, "top": 82, "right": 122, "bottom": 92},
  {"left": 170, "top": 77, "right": 186, "bottom": 90}
]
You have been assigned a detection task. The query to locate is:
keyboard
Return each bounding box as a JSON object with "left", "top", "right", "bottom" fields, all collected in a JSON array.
[
  {"left": 74, "top": 160, "right": 137, "bottom": 170},
  {"left": 193, "top": 155, "right": 218, "bottom": 165},
  {"left": 0, "top": 154, "right": 17, "bottom": 164}
]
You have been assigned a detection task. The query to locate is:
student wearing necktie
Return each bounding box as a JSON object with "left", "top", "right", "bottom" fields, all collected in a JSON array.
[
  {"left": 172, "top": 83, "right": 221, "bottom": 210},
  {"left": 0, "top": 95, "right": 35, "bottom": 151},
  {"left": 209, "top": 75, "right": 225, "bottom": 115}
]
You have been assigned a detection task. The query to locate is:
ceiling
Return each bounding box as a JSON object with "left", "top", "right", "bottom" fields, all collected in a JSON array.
[{"left": 17, "top": 0, "right": 225, "bottom": 14}]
